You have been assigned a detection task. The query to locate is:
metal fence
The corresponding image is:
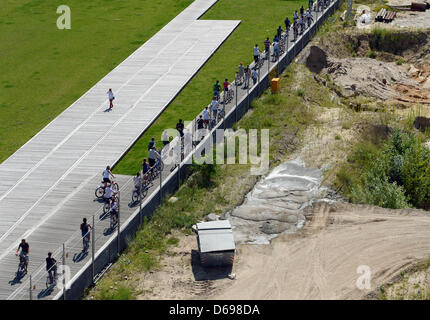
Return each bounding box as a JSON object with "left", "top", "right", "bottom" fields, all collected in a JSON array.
[{"left": 8, "top": 0, "right": 341, "bottom": 300}]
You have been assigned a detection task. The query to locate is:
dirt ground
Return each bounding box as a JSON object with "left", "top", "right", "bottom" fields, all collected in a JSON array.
[{"left": 137, "top": 201, "right": 430, "bottom": 300}]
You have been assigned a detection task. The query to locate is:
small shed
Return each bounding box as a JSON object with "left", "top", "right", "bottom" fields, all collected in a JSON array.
[{"left": 195, "top": 220, "right": 235, "bottom": 267}]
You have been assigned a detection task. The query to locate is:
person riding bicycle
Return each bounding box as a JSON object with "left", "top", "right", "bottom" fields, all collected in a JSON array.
[
  {"left": 142, "top": 158, "right": 149, "bottom": 176},
  {"left": 102, "top": 166, "right": 115, "bottom": 189},
  {"left": 148, "top": 146, "right": 161, "bottom": 168},
  {"left": 134, "top": 172, "right": 142, "bottom": 193},
  {"left": 213, "top": 80, "right": 221, "bottom": 100},
  {"left": 16, "top": 239, "right": 29, "bottom": 273},
  {"left": 103, "top": 185, "right": 116, "bottom": 204},
  {"left": 46, "top": 252, "right": 57, "bottom": 284},
  {"left": 264, "top": 37, "right": 271, "bottom": 59},
  {"left": 80, "top": 218, "right": 92, "bottom": 251},
  {"left": 109, "top": 197, "right": 119, "bottom": 226}
]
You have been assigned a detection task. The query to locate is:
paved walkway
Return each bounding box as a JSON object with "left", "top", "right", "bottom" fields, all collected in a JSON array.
[
  {"left": 3, "top": 0, "right": 337, "bottom": 300},
  {"left": 0, "top": 0, "right": 240, "bottom": 300}
]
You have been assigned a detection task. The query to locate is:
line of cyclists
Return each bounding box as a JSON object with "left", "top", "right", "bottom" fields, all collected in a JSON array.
[{"left": 14, "top": 0, "right": 333, "bottom": 293}]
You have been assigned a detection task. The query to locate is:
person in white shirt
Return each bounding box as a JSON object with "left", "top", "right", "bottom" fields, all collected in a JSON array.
[
  {"left": 148, "top": 147, "right": 161, "bottom": 167},
  {"left": 210, "top": 98, "right": 219, "bottom": 120},
  {"left": 162, "top": 130, "right": 170, "bottom": 146},
  {"left": 102, "top": 166, "right": 115, "bottom": 188},
  {"left": 253, "top": 44, "right": 260, "bottom": 64},
  {"left": 107, "top": 89, "right": 115, "bottom": 110},
  {"left": 104, "top": 185, "right": 115, "bottom": 203},
  {"left": 203, "top": 107, "right": 210, "bottom": 129}
]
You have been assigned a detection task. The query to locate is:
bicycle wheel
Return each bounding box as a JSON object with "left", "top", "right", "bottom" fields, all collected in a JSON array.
[
  {"left": 95, "top": 187, "right": 104, "bottom": 199},
  {"left": 132, "top": 190, "right": 139, "bottom": 203},
  {"left": 141, "top": 188, "right": 148, "bottom": 200},
  {"left": 112, "top": 183, "right": 119, "bottom": 192},
  {"left": 103, "top": 203, "right": 110, "bottom": 215}
]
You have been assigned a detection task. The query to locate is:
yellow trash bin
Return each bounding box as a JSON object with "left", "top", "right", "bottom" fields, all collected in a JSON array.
[{"left": 271, "top": 78, "right": 280, "bottom": 93}]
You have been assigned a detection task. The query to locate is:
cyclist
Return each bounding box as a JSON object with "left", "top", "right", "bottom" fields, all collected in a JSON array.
[
  {"left": 46, "top": 252, "right": 57, "bottom": 285},
  {"left": 238, "top": 62, "right": 244, "bottom": 84},
  {"left": 148, "top": 137, "right": 155, "bottom": 151},
  {"left": 103, "top": 185, "right": 115, "bottom": 204},
  {"left": 285, "top": 17, "right": 291, "bottom": 32},
  {"left": 264, "top": 37, "right": 271, "bottom": 59},
  {"left": 213, "top": 80, "right": 221, "bottom": 100},
  {"left": 142, "top": 158, "right": 149, "bottom": 175},
  {"left": 148, "top": 146, "right": 161, "bottom": 168},
  {"left": 223, "top": 78, "right": 230, "bottom": 102},
  {"left": 253, "top": 44, "right": 260, "bottom": 64},
  {"left": 134, "top": 172, "right": 142, "bottom": 193},
  {"left": 109, "top": 197, "right": 119, "bottom": 226},
  {"left": 16, "top": 239, "right": 29, "bottom": 273},
  {"left": 80, "top": 218, "right": 92, "bottom": 252},
  {"left": 102, "top": 166, "right": 115, "bottom": 189}
]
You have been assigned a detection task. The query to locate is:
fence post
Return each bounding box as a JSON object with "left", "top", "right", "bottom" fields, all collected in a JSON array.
[
  {"left": 62, "top": 243, "right": 66, "bottom": 300},
  {"left": 235, "top": 83, "right": 238, "bottom": 123},
  {"left": 139, "top": 190, "right": 142, "bottom": 226},
  {"left": 178, "top": 161, "right": 181, "bottom": 189},
  {"left": 159, "top": 170, "right": 162, "bottom": 205},
  {"left": 91, "top": 215, "right": 95, "bottom": 283},
  {"left": 29, "top": 275, "right": 32, "bottom": 300},
  {"left": 117, "top": 191, "right": 120, "bottom": 255}
]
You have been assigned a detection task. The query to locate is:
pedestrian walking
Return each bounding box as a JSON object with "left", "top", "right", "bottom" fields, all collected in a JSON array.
[{"left": 107, "top": 88, "right": 115, "bottom": 110}]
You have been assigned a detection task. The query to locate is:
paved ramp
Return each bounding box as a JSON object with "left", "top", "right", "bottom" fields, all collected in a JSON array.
[{"left": 0, "top": 0, "right": 239, "bottom": 299}]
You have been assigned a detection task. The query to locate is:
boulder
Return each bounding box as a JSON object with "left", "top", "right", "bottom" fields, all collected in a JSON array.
[
  {"left": 306, "top": 46, "right": 328, "bottom": 74},
  {"left": 413, "top": 116, "right": 430, "bottom": 132}
]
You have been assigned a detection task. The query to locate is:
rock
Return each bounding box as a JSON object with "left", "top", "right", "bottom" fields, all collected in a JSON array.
[
  {"left": 260, "top": 221, "right": 290, "bottom": 234},
  {"left": 413, "top": 116, "right": 430, "bottom": 132},
  {"left": 423, "top": 77, "right": 430, "bottom": 89},
  {"left": 168, "top": 197, "right": 178, "bottom": 203},
  {"left": 205, "top": 213, "right": 220, "bottom": 221},
  {"left": 286, "top": 215, "right": 298, "bottom": 224},
  {"left": 306, "top": 46, "right": 328, "bottom": 73},
  {"left": 409, "top": 64, "right": 420, "bottom": 76},
  {"left": 228, "top": 273, "right": 236, "bottom": 280}
]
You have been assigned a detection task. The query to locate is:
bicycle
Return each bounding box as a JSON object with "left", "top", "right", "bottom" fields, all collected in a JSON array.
[
  {"left": 17, "top": 255, "right": 27, "bottom": 275},
  {"left": 131, "top": 183, "right": 149, "bottom": 203},
  {"left": 82, "top": 234, "right": 90, "bottom": 253},
  {"left": 255, "top": 54, "right": 264, "bottom": 69},
  {"left": 217, "top": 108, "right": 225, "bottom": 122},
  {"left": 46, "top": 265, "right": 57, "bottom": 288},
  {"left": 95, "top": 179, "right": 119, "bottom": 199},
  {"left": 223, "top": 87, "right": 235, "bottom": 104}
]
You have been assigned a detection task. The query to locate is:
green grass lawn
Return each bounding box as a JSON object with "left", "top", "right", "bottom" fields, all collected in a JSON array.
[
  {"left": 0, "top": 0, "right": 192, "bottom": 163},
  {"left": 0, "top": 0, "right": 306, "bottom": 171},
  {"left": 115, "top": 0, "right": 307, "bottom": 175}
]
